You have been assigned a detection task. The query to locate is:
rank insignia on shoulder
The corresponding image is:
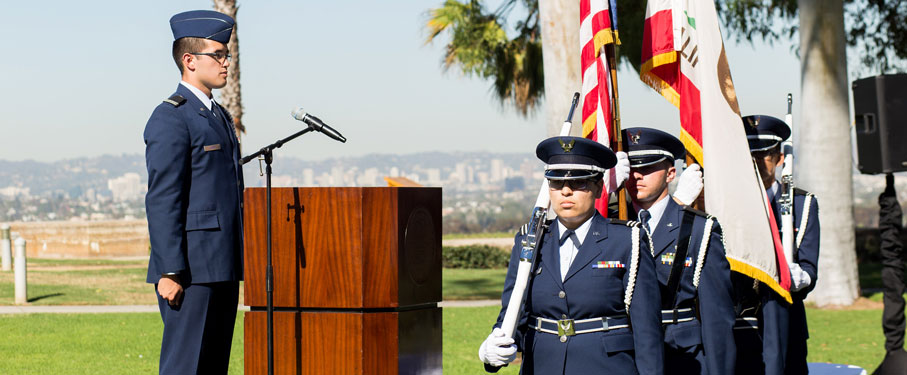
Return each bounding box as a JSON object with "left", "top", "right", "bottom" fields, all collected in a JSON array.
[
  {"left": 163, "top": 95, "right": 186, "bottom": 107},
  {"left": 610, "top": 219, "right": 639, "bottom": 227},
  {"left": 793, "top": 187, "right": 813, "bottom": 197},
  {"left": 593, "top": 261, "right": 624, "bottom": 269},
  {"left": 681, "top": 205, "right": 711, "bottom": 218},
  {"left": 518, "top": 223, "right": 529, "bottom": 236}
]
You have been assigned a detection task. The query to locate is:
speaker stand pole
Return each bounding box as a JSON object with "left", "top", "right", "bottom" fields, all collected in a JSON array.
[{"left": 242, "top": 127, "right": 314, "bottom": 375}]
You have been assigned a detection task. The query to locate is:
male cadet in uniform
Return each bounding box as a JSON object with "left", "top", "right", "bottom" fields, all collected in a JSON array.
[
  {"left": 745, "top": 115, "right": 820, "bottom": 375},
  {"left": 144, "top": 10, "right": 244, "bottom": 374},
  {"left": 622, "top": 127, "right": 736, "bottom": 375},
  {"left": 479, "top": 136, "right": 664, "bottom": 375}
]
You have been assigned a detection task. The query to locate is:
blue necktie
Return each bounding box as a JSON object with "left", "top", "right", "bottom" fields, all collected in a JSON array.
[{"left": 639, "top": 210, "right": 651, "bottom": 233}]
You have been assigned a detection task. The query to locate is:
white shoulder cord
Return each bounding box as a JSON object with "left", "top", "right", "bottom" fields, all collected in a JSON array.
[
  {"left": 625, "top": 225, "right": 641, "bottom": 311},
  {"left": 692, "top": 217, "right": 714, "bottom": 289},
  {"left": 796, "top": 195, "right": 813, "bottom": 249}
]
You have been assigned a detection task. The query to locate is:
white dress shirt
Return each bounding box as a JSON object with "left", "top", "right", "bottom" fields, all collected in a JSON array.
[
  {"left": 180, "top": 81, "right": 215, "bottom": 113},
  {"left": 556, "top": 216, "right": 594, "bottom": 281},
  {"left": 633, "top": 193, "right": 671, "bottom": 233}
]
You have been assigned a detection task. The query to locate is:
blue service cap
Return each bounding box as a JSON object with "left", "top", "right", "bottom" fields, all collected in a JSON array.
[
  {"left": 536, "top": 137, "right": 617, "bottom": 180},
  {"left": 621, "top": 127, "right": 685, "bottom": 167},
  {"left": 742, "top": 115, "right": 790, "bottom": 152},
  {"left": 170, "top": 10, "right": 235, "bottom": 44}
]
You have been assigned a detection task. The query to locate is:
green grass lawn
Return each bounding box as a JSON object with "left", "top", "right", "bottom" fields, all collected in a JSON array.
[
  {"left": 443, "top": 268, "right": 508, "bottom": 300},
  {"left": 0, "top": 305, "right": 887, "bottom": 374},
  {"left": 0, "top": 312, "right": 243, "bottom": 374},
  {"left": 0, "top": 258, "right": 894, "bottom": 372}
]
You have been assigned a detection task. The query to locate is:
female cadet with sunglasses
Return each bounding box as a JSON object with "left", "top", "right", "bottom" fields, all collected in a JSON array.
[{"left": 479, "top": 136, "right": 664, "bottom": 375}]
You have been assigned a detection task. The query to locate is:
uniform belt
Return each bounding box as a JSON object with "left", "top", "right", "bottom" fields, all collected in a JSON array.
[
  {"left": 734, "top": 317, "right": 759, "bottom": 330},
  {"left": 660, "top": 308, "right": 696, "bottom": 324},
  {"left": 529, "top": 315, "right": 629, "bottom": 337}
]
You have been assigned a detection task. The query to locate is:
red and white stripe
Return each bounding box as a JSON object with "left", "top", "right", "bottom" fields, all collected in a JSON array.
[{"left": 580, "top": 0, "right": 615, "bottom": 144}]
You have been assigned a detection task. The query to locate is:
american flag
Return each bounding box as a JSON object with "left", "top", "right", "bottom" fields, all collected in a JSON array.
[
  {"left": 580, "top": 0, "right": 618, "bottom": 144},
  {"left": 580, "top": 0, "right": 619, "bottom": 216}
]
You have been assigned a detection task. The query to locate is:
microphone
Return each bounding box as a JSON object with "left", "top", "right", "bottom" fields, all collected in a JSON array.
[{"left": 290, "top": 107, "right": 347, "bottom": 143}]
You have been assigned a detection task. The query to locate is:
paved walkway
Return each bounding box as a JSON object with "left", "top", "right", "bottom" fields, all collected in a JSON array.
[{"left": 0, "top": 300, "right": 499, "bottom": 314}]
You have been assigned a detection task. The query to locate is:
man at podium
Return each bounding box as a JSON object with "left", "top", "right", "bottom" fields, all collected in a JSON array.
[
  {"left": 479, "top": 136, "right": 664, "bottom": 374},
  {"left": 143, "top": 10, "right": 245, "bottom": 374}
]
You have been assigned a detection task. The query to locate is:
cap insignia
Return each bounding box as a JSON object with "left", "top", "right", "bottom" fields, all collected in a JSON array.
[
  {"left": 629, "top": 130, "right": 642, "bottom": 144},
  {"left": 559, "top": 139, "right": 575, "bottom": 152}
]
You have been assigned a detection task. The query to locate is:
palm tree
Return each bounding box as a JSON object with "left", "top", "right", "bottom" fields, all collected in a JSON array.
[
  {"left": 213, "top": 0, "right": 245, "bottom": 141},
  {"left": 796, "top": 0, "right": 858, "bottom": 306}
]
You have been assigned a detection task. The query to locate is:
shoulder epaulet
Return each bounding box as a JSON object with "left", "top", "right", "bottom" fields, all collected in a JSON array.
[
  {"left": 517, "top": 219, "right": 553, "bottom": 236},
  {"left": 793, "top": 187, "right": 813, "bottom": 197},
  {"left": 609, "top": 219, "right": 639, "bottom": 227},
  {"left": 681, "top": 205, "right": 712, "bottom": 219},
  {"left": 162, "top": 95, "right": 186, "bottom": 107}
]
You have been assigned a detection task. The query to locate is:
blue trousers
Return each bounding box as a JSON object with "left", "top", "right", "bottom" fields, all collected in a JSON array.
[{"left": 156, "top": 281, "right": 239, "bottom": 375}]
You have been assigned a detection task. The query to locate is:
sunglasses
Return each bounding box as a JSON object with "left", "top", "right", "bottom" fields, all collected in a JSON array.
[{"left": 547, "top": 179, "right": 597, "bottom": 191}]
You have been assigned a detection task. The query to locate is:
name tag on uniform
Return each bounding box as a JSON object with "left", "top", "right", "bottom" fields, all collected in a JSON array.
[
  {"left": 593, "top": 261, "right": 624, "bottom": 269},
  {"left": 204, "top": 144, "right": 221, "bottom": 151}
]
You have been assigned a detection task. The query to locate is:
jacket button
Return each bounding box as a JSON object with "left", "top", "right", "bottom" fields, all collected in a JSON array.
[
  {"left": 558, "top": 291, "right": 566, "bottom": 299},
  {"left": 559, "top": 335, "right": 567, "bottom": 343},
  {"left": 561, "top": 314, "right": 567, "bottom": 319}
]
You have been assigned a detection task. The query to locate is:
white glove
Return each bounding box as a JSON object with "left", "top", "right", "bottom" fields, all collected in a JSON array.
[
  {"left": 606, "top": 151, "right": 630, "bottom": 195},
  {"left": 673, "top": 163, "right": 703, "bottom": 205},
  {"left": 478, "top": 327, "right": 517, "bottom": 367},
  {"left": 789, "top": 263, "right": 812, "bottom": 292}
]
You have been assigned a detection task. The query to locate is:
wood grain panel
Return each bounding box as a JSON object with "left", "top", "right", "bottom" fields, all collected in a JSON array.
[
  {"left": 245, "top": 311, "right": 365, "bottom": 375},
  {"left": 362, "top": 188, "right": 398, "bottom": 308},
  {"left": 244, "top": 309, "right": 442, "bottom": 374},
  {"left": 244, "top": 187, "right": 441, "bottom": 308},
  {"left": 244, "top": 188, "right": 364, "bottom": 308}
]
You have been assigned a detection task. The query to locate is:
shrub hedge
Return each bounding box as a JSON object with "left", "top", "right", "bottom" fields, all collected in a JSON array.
[{"left": 442, "top": 245, "right": 510, "bottom": 269}]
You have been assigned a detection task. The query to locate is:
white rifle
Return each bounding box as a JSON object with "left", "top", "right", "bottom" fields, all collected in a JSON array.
[
  {"left": 498, "top": 93, "right": 580, "bottom": 339},
  {"left": 780, "top": 94, "right": 795, "bottom": 265}
]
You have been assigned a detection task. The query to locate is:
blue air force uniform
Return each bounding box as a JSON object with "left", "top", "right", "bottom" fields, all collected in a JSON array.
[
  {"left": 486, "top": 137, "right": 664, "bottom": 374},
  {"left": 769, "top": 184, "right": 819, "bottom": 374},
  {"left": 743, "top": 115, "right": 821, "bottom": 374},
  {"left": 144, "top": 10, "right": 243, "bottom": 374},
  {"left": 623, "top": 127, "right": 737, "bottom": 375}
]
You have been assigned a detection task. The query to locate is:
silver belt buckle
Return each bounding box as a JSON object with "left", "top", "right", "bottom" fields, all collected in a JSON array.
[
  {"left": 602, "top": 317, "right": 609, "bottom": 331},
  {"left": 557, "top": 319, "right": 576, "bottom": 337}
]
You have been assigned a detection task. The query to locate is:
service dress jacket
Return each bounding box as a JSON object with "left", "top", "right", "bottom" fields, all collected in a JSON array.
[
  {"left": 144, "top": 84, "right": 245, "bottom": 284},
  {"left": 770, "top": 185, "right": 820, "bottom": 372},
  {"left": 489, "top": 213, "right": 664, "bottom": 375},
  {"left": 646, "top": 198, "right": 736, "bottom": 375}
]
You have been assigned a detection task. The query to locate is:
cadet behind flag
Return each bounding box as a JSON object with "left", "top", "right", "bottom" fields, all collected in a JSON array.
[{"left": 639, "top": 0, "right": 791, "bottom": 301}]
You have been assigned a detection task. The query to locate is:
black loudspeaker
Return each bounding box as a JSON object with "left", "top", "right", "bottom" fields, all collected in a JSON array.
[{"left": 853, "top": 74, "right": 907, "bottom": 174}]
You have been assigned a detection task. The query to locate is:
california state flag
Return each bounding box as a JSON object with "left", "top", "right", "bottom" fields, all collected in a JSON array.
[{"left": 640, "top": 0, "right": 792, "bottom": 301}]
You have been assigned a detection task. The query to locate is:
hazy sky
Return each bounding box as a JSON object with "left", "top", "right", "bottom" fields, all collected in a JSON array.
[{"left": 0, "top": 0, "right": 807, "bottom": 163}]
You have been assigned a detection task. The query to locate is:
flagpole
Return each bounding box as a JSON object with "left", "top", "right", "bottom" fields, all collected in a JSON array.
[{"left": 604, "top": 41, "right": 628, "bottom": 220}]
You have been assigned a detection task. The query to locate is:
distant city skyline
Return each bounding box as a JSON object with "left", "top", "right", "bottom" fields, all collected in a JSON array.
[{"left": 1, "top": 1, "right": 827, "bottom": 163}]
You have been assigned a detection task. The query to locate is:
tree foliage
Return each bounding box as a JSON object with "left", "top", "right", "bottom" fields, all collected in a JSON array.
[
  {"left": 425, "top": 0, "right": 543, "bottom": 116},
  {"left": 426, "top": 0, "right": 907, "bottom": 115},
  {"left": 717, "top": 0, "right": 907, "bottom": 72}
]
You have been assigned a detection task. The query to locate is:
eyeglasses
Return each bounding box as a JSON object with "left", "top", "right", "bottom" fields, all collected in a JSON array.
[
  {"left": 191, "top": 51, "right": 232, "bottom": 65},
  {"left": 548, "top": 179, "right": 596, "bottom": 191}
]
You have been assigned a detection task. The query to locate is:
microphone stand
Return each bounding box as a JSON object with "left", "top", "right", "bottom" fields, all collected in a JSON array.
[{"left": 241, "top": 127, "right": 314, "bottom": 375}]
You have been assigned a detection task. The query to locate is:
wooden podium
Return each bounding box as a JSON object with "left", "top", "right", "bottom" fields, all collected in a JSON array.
[{"left": 243, "top": 187, "right": 442, "bottom": 374}]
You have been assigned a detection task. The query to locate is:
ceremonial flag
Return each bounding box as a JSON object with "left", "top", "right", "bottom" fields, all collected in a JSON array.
[
  {"left": 580, "top": 0, "right": 619, "bottom": 216},
  {"left": 639, "top": 0, "right": 792, "bottom": 301}
]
